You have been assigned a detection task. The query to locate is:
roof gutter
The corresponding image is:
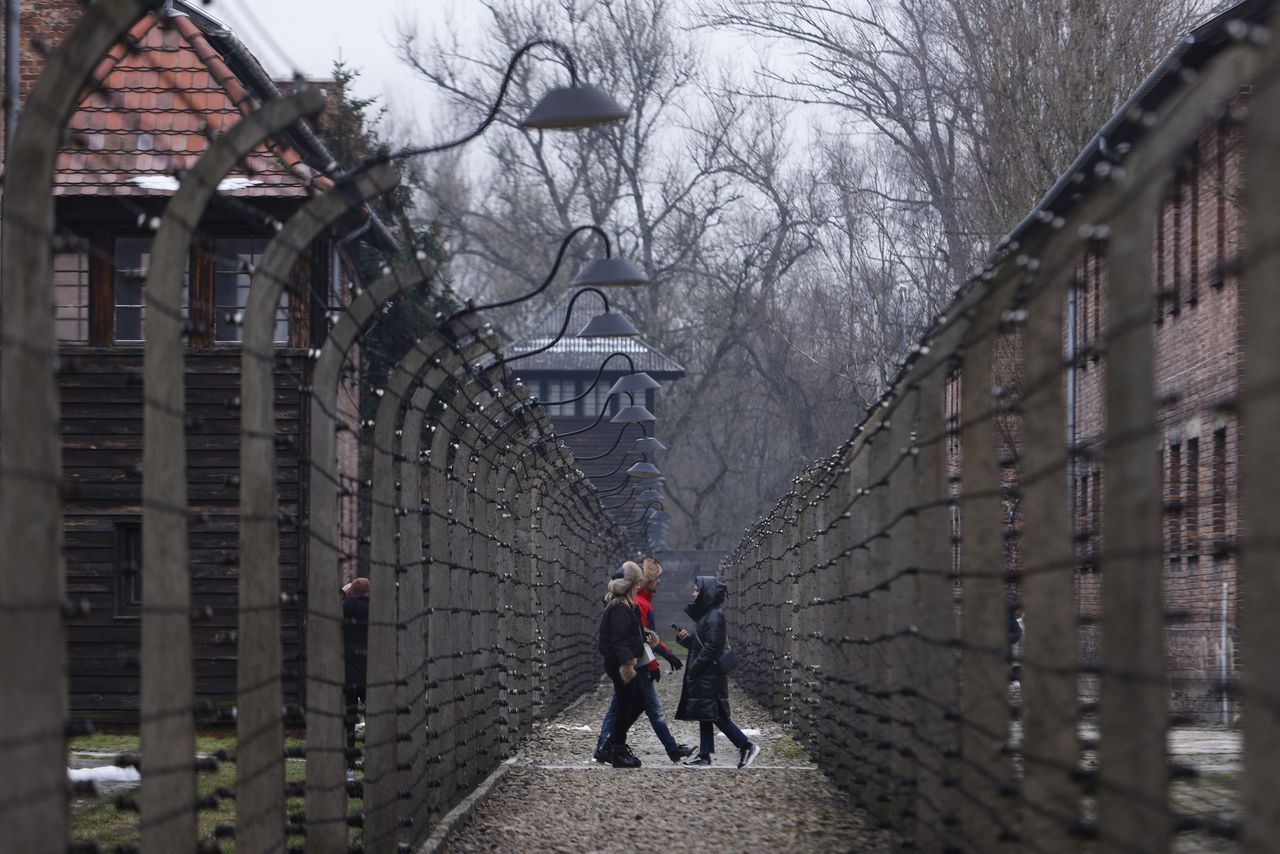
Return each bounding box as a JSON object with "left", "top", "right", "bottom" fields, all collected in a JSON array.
[{"left": 171, "top": 1, "right": 400, "bottom": 254}]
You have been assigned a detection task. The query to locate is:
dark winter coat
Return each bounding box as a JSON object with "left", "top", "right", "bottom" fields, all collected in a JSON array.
[
  {"left": 599, "top": 599, "right": 645, "bottom": 666},
  {"left": 675, "top": 575, "right": 732, "bottom": 722},
  {"left": 342, "top": 594, "right": 369, "bottom": 695}
]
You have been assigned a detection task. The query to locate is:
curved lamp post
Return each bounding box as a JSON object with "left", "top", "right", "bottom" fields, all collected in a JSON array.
[
  {"left": 352, "top": 38, "right": 629, "bottom": 177},
  {"left": 537, "top": 351, "right": 659, "bottom": 412},
  {"left": 465, "top": 224, "right": 646, "bottom": 316}
]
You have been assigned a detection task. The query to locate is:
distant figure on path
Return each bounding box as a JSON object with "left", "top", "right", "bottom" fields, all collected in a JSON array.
[
  {"left": 342, "top": 577, "right": 370, "bottom": 769},
  {"left": 597, "top": 561, "right": 647, "bottom": 768},
  {"left": 674, "top": 576, "right": 760, "bottom": 768}
]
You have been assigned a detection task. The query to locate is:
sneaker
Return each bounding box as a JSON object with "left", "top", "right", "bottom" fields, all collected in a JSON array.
[
  {"left": 610, "top": 744, "right": 641, "bottom": 769},
  {"left": 593, "top": 746, "right": 610, "bottom": 764},
  {"left": 738, "top": 742, "right": 761, "bottom": 769},
  {"left": 667, "top": 744, "right": 696, "bottom": 763},
  {"left": 682, "top": 755, "right": 713, "bottom": 767}
]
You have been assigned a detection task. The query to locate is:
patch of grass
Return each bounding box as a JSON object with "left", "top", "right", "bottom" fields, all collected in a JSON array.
[
  {"left": 69, "top": 729, "right": 306, "bottom": 755},
  {"left": 769, "top": 732, "right": 811, "bottom": 762},
  {"left": 70, "top": 750, "right": 357, "bottom": 851}
]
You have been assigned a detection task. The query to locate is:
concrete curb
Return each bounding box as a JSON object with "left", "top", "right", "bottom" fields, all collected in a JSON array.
[{"left": 416, "top": 753, "right": 520, "bottom": 854}]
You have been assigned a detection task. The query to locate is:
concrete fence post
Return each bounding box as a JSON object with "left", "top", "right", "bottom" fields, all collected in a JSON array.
[{"left": 238, "top": 163, "right": 399, "bottom": 854}]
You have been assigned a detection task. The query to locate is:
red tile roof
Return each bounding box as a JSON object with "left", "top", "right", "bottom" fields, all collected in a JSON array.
[{"left": 56, "top": 11, "right": 324, "bottom": 198}]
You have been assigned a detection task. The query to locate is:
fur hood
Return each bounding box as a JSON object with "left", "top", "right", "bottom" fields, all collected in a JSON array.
[
  {"left": 641, "top": 557, "right": 663, "bottom": 587},
  {"left": 605, "top": 561, "right": 643, "bottom": 602}
]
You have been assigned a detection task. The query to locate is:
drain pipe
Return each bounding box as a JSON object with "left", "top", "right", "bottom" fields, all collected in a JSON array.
[{"left": 5, "top": 0, "right": 18, "bottom": 157}]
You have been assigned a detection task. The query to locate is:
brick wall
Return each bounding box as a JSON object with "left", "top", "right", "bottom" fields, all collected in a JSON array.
[
  {"left": 1071, "top": 99, "right": 1246, "bottom": 722},
  {"left": 18, "top": 0, "right": 81, "bottom": 98}
]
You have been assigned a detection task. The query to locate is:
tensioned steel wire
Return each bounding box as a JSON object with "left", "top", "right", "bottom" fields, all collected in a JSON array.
[
  {"left": 718, "top": 16, "right": 1277, "bottom": 854},
  {"left": 0, "top": 2, "right": 631, "bottom": 852}
]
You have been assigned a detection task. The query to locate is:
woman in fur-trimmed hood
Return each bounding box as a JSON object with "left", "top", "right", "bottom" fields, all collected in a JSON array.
[
  {"left": 673, "top": 575, "right": 760, "bottom": 768},
  {"left": 596, "top": 561, "right": 647, "bottom": 768}
]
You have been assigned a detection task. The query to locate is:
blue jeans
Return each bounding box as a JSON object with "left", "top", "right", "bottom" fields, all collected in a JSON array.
[
  {"left": 699, "top": 714, "right": 749, "bottom": 758},
  {"left": 597, "top": 670, "right": 680, "bottom": 755}
]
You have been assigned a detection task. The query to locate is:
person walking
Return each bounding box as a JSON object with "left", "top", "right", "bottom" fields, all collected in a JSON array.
[
  {"left": 341, "top": 577, "right": 370, "bottom": 771},
  {"left": 674, "top": 575, "right": 761, "bottom": 769},
  {"left": 597, "top": 561, "right": 647, "bottom": 768},
  {"left": 593, "top": 557, "right": 695, "bottom": 763}
]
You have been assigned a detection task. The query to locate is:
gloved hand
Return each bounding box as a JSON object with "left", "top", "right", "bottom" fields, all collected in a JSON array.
[
  {"left": 664, "top": 653, "right": 683, "bottom": 672},
  {"left": 649, "top": 668, "right": 661, "bottom": 683}
]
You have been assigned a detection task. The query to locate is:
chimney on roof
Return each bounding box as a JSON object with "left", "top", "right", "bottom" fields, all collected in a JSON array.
[{"left": 18, "top": 0, "right": 89, "bottom": 99}]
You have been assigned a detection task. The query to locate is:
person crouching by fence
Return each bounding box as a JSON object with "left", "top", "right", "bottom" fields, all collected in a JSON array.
[
  {"left": 593, "top": 557, "right": 695, "bottom": 764},
  {"left": 674, "top": 575, "right": 760, "bottom": 768},
  {"left": 342, "top": 577, "right": 370, "bottom": 772},
  {"left": 598, "top": 561, "right": 647, "bottom": 768}
]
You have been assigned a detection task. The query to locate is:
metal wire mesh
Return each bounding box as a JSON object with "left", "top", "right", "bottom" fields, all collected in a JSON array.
[
  {"left": 719, "top": 14, "right": 1279, "bottom": 854},
  {"left": 0, "top": 3, "right": 629, "bottom": 851}
]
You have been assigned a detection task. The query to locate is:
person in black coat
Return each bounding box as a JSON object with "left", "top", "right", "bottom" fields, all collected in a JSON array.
[
  {"left": 674, "top": 575, "right": 761, "bottom": 768},
  {"left": 597, "top": 561, "right": 647, "bottom": 768},
  {"left": 342, "top": 577, "right": 370, "bottom": 769}
]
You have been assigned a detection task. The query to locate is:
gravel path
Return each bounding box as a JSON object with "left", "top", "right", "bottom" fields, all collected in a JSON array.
[{"left": 439, "top": 673, "right": 890, "bottom": 853}]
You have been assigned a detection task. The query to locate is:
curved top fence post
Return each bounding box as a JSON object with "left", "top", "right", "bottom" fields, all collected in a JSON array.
[
  {"left": 236, "top": 163, "right": 399, "bottom": 854},
  {"left": 303, "top": 258, "right": 436, "bottom": 849},
  {"left": 140, "top": 87, "right": 326, "bottom": 852},
  {"left": 0, "top": 2, "right": 161, "bottom": 849}
]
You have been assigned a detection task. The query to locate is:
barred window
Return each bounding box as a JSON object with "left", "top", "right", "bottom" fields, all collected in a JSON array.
[{"left": 115, "top": 520, "right": 142, "bottom": 614}]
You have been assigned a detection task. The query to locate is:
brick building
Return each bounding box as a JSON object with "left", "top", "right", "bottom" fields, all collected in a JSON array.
[
  {"left": 1048, "top": 3, "right": 1257, "bottom": 721},
  {"left": 1, "top": 0, "right": 387, "bottom": 720},
  {"left": 1071, "top": 104, "right": 1245, "bottom": 720}
]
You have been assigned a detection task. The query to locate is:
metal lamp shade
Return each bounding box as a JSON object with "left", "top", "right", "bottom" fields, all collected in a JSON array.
[
  {"left": 627, "top": 462, "right": 662, "bottom": 478},
  {"left": 608, "top": 372, "right": 660, "bottom": 395},
  {"left": 519, "top": 84, "right": 629, "bottom": 129},
  {"left": 629, "top": 436, "right": 667, "bottom": 454},
  {"left": 611, "top": 404, "right": 656, "bottom": 424},
  {"left": 577, "top": 311, "right": 640, "bottom": 338},
  {"left": 570, "top": 256, "right": 649, "bottom": 288}
]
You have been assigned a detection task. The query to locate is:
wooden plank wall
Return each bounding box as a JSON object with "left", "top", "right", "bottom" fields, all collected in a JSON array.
[{"left": 59, "top": 348, "right": 310, "bottom": 721}]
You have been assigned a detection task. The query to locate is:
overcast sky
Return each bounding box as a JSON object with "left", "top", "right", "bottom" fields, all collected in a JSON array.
[{"left": 203, "top": 0, "right": 484, "bottom": 122}]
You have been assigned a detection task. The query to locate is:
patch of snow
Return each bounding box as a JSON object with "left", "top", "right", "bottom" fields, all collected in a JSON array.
[
  {"left": 553, "top": 724, "right": 594, "bottom": 732},
  {"left": 68, "top": 765, "right": 140, "bottom": 783},
  {"left": 128, "top": 176, "right": 262, "bottom": 192}
]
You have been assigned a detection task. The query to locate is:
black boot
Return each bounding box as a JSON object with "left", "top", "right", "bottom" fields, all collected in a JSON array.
[
  {"left": 610, "top": 744, "right": 642, "bottom": 769},
  {"left": 667, "top": 743, "right": 696, "bottom": 763}
]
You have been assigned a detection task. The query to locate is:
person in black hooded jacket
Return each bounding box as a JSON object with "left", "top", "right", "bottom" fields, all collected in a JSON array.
[{"left": 674, "top": 575, "right": 761, "bottom": 768}]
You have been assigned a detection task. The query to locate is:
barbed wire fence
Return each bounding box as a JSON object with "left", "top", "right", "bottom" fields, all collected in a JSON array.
[
  {"left": 722, "top": 12, "right": 1280, "bottom": 854},
  {"left": 0, "top": 2, "right": 630, "bottom": 852}
]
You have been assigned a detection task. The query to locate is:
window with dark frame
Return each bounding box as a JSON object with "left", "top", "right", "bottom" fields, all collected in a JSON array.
[
  {"left": 114, "top": 238, "right": 151, "bottom": 343},
  {"left": 1170, "top": 176, "right": 1183, "bottom": 314},
  {"left": 213, "top": 237, "right": 288, "bottom": 344},
  {"left": 1167, "top": 442, "right": 1182, "bottom": 554},
  {"left": 1215, "top": 120, "right": 1229, "bottom": 289},
  {"left": 1213, "top": 427, "right": 1228, "bottom": 542},
  {"left": 115, "top": 520, "right": 143, "bottom": 614},
  {"left": 55, "top": 231, "right": 296, "bottom": 347},
  {"left": 1156, "top": 203, "right": 1167, "bottom": 323},
  {"left": 1188, "top": 153, "right": 1200, "bottom": 305},
  {"left": 1186, "top": 437, "right": 1200, "bottom": 554}
]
